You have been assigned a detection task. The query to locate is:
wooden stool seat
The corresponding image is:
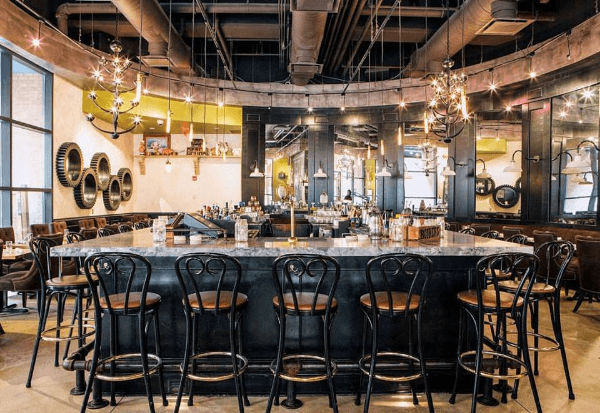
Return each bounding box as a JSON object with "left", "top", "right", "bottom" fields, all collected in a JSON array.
[
  {"left": 273, "top": 292, "right": 337, "bottom": 313},
  {"left": 99, "top": 292, "right": 161, "bottom": 310},
  {"left": 46, "top": 274, "right": 94, "bottom": 288},
  {"left": 457, "top": 290, "right": 523, "bottom": 309},
  {"left": 189, "top": 291, "right": 248, "bottom": 310},
  {"left": 498, "top": 280, "right": 556, "bottom": 295},
  {"left": 360, "top": 291, "right": 420, "bottom": 312}
]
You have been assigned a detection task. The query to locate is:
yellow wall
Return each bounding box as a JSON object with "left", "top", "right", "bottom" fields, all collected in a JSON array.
[{"left": 272, "top": 158, "right": 291, "bottom": 201}]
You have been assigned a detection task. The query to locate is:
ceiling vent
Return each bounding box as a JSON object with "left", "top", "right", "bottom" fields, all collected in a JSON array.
[
  {"left": 139, "top": 55, "right": 176, "bottom": 68},
  {"left": 476, "top": 0, "right": 533, "bottom": 36}
]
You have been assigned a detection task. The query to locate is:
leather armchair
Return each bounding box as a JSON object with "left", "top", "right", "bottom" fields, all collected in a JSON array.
[
  {"left": 78, "top": 219, "right": 96, "bottom": 231},
  {"left": 0, "top": 226, "right": 32, "bottom": 273},
  {"left": 30, "top": 223, "right": 51, "bottom": 237},
  {"left": 50, "top": 220, "right": 68, "bottom": 235},
  {"left": 94, "top": 217, "right": 107, "bottom": 228}
]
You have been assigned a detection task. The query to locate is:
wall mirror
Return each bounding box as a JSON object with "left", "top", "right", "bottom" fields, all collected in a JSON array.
[
  {"left": 492, "top": 184, "right": 520, "bottom": 208},
  {"left": 475, "top": 108, "right": 522, "bottom": 218},
  {"left": 265, "top": 124, "right": 309, "bottom": 205},
  {"left": 550, "top": 85, "right": 599, "bottom": 225},
  {"left": 333, "top": 125, "right": 373, "bottom": 205}
]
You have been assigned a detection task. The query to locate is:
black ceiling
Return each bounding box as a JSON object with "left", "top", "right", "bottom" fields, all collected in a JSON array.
[{"left": 20, "top": 0, "right": 598, "bottom": 84}]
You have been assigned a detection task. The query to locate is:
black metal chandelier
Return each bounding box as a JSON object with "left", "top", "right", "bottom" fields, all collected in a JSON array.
[{"left": 85, "top": 40, "right": 143, "bottom": 139}]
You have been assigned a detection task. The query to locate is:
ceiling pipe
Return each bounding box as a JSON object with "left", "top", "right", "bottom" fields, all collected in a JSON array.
[
  {"left": 319, "top": 0, "right": 353, "bottom": 67},
  {"left": 326, "top": 0, "right": 368, "bottom": 73},
  {"left": 111, "top": 0, "right": 193, "bottom": 72},
  {"left": 288, "top": 0, "right": 341, "bottom": 85},
  {"left": 405, "top": 0, "right": 518, "bottom": 77}
]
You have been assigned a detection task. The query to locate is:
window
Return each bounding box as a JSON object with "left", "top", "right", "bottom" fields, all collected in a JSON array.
[
  {"left": 0, "top": 48, "right": 52, "bottom": 240},
  {"left": 404, "top": 146, "right": 437, "bottom": 210}
]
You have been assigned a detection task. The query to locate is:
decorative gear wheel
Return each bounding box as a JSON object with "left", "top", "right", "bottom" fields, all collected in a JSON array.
[
  {"left": 103, "top": 175, "right": 122, "bottom": 211},
  {"left": 117, "top": 168, "right": 133, "bottom": 201},
  {"left": 90, "top": 152, "right": 111, "bottom": 191},
  {"left": 73, "top": 168, "right": 98, "bottom": 209},
  {"left": 56, "top": 142, "right": 83, "bottom": 187}
]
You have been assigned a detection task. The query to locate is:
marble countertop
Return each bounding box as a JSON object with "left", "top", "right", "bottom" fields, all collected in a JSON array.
[{"left": 51, "top": 229, "right": 532, "bottom": 257}]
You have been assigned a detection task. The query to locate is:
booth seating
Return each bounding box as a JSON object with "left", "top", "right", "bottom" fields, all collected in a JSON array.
[
  {"left": 78, "top": 219, "right": 96, "bottom": 231},
  {"left": 94, "top": 217, "right": 107, "bottom": 228},
  {"left": 51, "top": 221, "right": 68, "bottom": 235},
  {"left": 572, "top": 237, "right": 600, "bottom": 312},
  {"left": 0, "top": 226, "right": 31, "bottom": 274},
  {"left": 30, "top": 223, "right": 51, "bottom": 237}
]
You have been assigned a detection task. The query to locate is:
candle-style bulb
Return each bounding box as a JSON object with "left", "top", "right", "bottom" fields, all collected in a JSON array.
[
  {"left": 189, "top": 123, "right": 194, "bottom": 142},
  {"left": 134, "top": 73, "right": 143, "bottom": 103},
  {"left": 380, "top": 140, "right": 385, "bottom": 156},
  {"left": 398, "top": 125, "right": 404, "bottom": 146},
  {"left": 424, "top": 111, "right": 429, "bottom": 135},
  {"left": 166, "top": 111, "right": 171, "bottom": 133}
]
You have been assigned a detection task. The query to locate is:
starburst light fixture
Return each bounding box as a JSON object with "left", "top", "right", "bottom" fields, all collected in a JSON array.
[{"left": 85, "top": 40, "right": 143, "bottom": 139}]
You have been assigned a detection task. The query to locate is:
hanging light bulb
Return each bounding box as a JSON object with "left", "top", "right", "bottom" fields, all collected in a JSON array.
[
  {"left": 165, "top": 159, "right": 172, "bottom": 174},
  {"left": 166, "top": 111, "right": 171, "bottom": 133},
  {"left": 398, "top": 124, "right": 404, "bottom": 146},
  {"left": 31, "top": 20, "right": 42, "bottom": 48},
  {"left": 380, "top": 140, "right": 385, "bottom": 156},
  {"left": 134, "top": 72, "right": 143, "bottom": 103},
  {"left": 367, "top": 142, "right": 371, "bottom": 160},
  {"left": 189, "top": 123, "right": 194, "bottom": 143},
  {"left": 424, "top": 111, "right": 429, "bottom": 135}
]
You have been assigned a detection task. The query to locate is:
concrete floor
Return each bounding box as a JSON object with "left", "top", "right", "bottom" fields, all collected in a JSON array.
[{"left": 1, "top": 293, "right": 599, "bottom": 413}]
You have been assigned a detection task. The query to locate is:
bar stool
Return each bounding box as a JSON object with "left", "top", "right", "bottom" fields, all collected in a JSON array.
[
  {"left": 118, "top": 224, "right": 133, "bottom": 233},
  {"left": 26, "top": 234, "right": 96, "bottom": 391},
  {"left": 173, "top": 252, "right": 250, "bottom": 413},
  {"left": 80, "top": 252, "right": 168, "bottom": 413},
  {"left": 498, "top": 240, "right": 575, "bottom": 400},
  {"left": 449, "top": 252, "right": 542, "bottom": 413},
  {"left": 97, "top": 228, "right": 116, "bottom": 238},
  {"left": 354, "top": 253, "right": 435, "bottom": 413},
  {"left": 505, "top": 234, "right": 528, "bottom": 244},
  {"left": 459, "top": 228, "right": 476, "bottom": 235},
  {"left": 267, "top": 254, "right": 340, "bottom": 413},
  {"left": 481, "top": 231, "right": 500, "bottom": 239}
]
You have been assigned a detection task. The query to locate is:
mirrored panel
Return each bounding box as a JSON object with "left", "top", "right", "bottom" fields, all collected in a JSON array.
[
  {"left": 475, "top": 108, "right": 522, "bottom": 219},
  {"left": 333, "top": 125, "right": 374, "bottom": 205},
  {"left": 550, "top": 86, "right": 599, "bottom": 225}
]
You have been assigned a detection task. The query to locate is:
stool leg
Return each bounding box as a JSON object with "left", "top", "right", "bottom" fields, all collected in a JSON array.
[
  {"left": 229, "top": 312, "right": 245, "bottom": 413},
  {"left": 471, "top": 309, "right": 484, "bottom": 413},
  {"left": 417, "top": 310, "right": 434, "bottom": 413},
  {"left": 266, "top": 313, "right": 286, "bottom": 413},
  {"left": 26, "top": 289, "right": 52, "bottom": 388},
  {"left": 324, "top": 313, "right": 338, "bottom": 413},
  {"left": 188, "top": 314, "right": 200, "bottom": 406},
  {"left": 363, "top": 313, "right": 378, "bottom": 413},
  {"left": 499, "top": 312, "right": 509, "bottom": 404},
  {"left": 237, "top": 312, "right": 251, "bottom": 406},
  {"left": 518, "top": 312, "right": 543, "bottom": 413},
  {"left": 532, "top": 301, "right": 539, "bottom": 375},
  {"left": 109, "top": 315, "right": 117, "bottom": 406},
  {"left": 549, "top": 296, "right": 575, "bottom": 400},
  {"left": 54, "top": 293, "right": 66, "bottom": 367},
  {"left": 449, "top": 307, "right": 465, "bottom": 404},
  {"left": 572, "top": 291, "right": 585, "bottom": 312},
  {"left": 80, "top": 312, "right": 102, "bottom": 413},
  {"left": 63, "top": 292, "right": 79, "bottom": 360},
  {"left": 139, "top": 313, "right": 156, "bottom": 413},
  {"left": 153, "top": 312, "right": 168, "bottom": 406},
  {"left": 355, "top": 311, "right": 368, "bottom": 406},
  {"left": 174, "top": 309, "right": 193, "bottom": 413},
  {"left": 408, "top": 315, "right": 418, "bottom": 406}
]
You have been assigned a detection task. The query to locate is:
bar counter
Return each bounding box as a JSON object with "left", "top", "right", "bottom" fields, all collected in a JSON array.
[{"left": 52, "top": 230, "right": 531, "bottom": 395}]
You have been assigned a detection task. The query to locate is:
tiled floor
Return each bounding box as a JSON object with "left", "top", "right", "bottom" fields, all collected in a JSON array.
[{"left": 1, "top": 293, "right": 598, "bottom": 413}]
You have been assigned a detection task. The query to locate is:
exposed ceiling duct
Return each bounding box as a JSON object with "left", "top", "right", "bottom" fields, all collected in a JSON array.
[
  {"left": 111, "top": 0, "right": 193, "bottom": 72},
  {"left": 288, "top": 0, "right": 340, "bottom": 85},
  {"left": 405, "top": 0, "right": 531, "bottom": 77}
]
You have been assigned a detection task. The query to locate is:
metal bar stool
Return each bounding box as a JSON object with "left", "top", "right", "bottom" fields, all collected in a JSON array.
[
  {"left": 80, "top": 253, "right": 168, "bottom": 413},
  {"left": 266, "top": 254, "right": 340, "bottom": 413},
  {"left": 449, "top": 252, "right": 543, "bottom": 413},
  {"left": 26, "top": 234, "right": 96, "bottom": 393},
  {"left": 173, "top": 252, "right": 250, "bottom": 413},
  {"left": 498, "top": 240, "right": 575, "bottom": 400},
  {"left": 354, "top": 253, "right": 435, "bottom": 413}
]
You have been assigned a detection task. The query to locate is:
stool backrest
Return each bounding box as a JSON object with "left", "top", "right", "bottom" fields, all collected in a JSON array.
[
  {"left": 502, "top": 226, "right": 523, "bottom": 239},
  {"left": 505, "top": 234, "right": 528, "bottom": 244},
  {"left": 476, "top": 253, "right": 540, "bottom": 319},
  {"left": 534, "top": 240, "right": 573, "bottom": 289},
  {"left": 67, "top": 232, "right": 85, "bottom": 243},
  {"left": 365, "top": 253, "right": 433, "bottom": 318},
  {"left": 118, "top": 224, "right": 133, "bottom": 233},
  {"left": 481, "top": 230, "right": 500, "bottom": 239},
  {"left": 83, "top": 253, "right": 152, "bottom": 316},
  {"left": 174, "top": 253, "right": 242, "bottom": 316},
  {"left": 30, "top": 234, "right": 64, "bottom": 284},
  {"left": 459, "top": 228, "right": 475, "bottom": 235},
  {"left": 271, "top": 254, "right": 340, "bottom": 317},
  {"left": 532, "top": 230, "right": 556, "bottom": 250},
  {"left": 97, "top": 228, "right": 117, "bottom": 238}
]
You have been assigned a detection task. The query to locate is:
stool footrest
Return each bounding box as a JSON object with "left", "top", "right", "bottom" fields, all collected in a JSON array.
[
  {"left": 270, "top": 354, "right": 337, "bottom": 383},
  {"left": 501, "top": 331, "right": 561, "bottom": 352},
  {"left": 40, "top": 324, "right": 95, "bottom": 342},
  {"left": 182, "top": 351, "right": 248, "bottom": 382},
  {"left": 95, "top": 353, "right": 162, "bottom": 382},
  {"left": 458, "top": 350, "right": 528, "bottom": 380},
  {"left": 358, "top": 351, "right": 423, "bottom": 382}
]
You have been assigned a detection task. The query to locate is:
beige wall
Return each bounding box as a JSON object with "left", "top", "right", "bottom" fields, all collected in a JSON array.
[
  {"left": 132, "top": 133, "right": 242, "bottom": 212},
  {"left": 52, "top": 76, "right": 135, "bottom": 219}
]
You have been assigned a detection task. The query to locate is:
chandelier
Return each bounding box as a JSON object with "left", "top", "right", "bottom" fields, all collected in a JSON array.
[
  {"left": 426, "top": 1, "right": 469, "bottom": 144},
  {"left": 85, "top": 40, "right": 143, "bottom": 139},
  {"left": 427, "top": 58, "right": 469, "bottom": 144}
]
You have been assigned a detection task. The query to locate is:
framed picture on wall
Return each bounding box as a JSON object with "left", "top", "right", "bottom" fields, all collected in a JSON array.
[{"left": 143, "top": 134, "right": 171, "bottom": 155}]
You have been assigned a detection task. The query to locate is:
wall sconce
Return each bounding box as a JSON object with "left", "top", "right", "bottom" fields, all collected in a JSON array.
[
  {"left": 375, "top": 159, "right": 392, "bottom": 177},
  {"left": 476, "top": 159, "right": 492, "bottom": 179},
  {"left": 503, "top": 149, "right": 540, "bottom": 173},
  {"left": 441, "top": 156, "right": 467, "bottom": 176},
  {"left": 578, "top": 171, "right": 596, "bottom": 185},
  {"left": 249, "top": 160, "right": 264, "bottom": 178},
  {"left": 313, "top": 161, "right": 328, "bottom": 178},
  {"left": 561, "top": 140, "right": 598, "bottom": 174},
  {"left": 403, "top": 163, "right": 413, "bottom": 180}
]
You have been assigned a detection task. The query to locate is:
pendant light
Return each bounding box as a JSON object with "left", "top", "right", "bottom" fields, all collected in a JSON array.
[
  {"left": 313, "top": 161, "right": 327, "bottom": 178},
  {"left": 375, "top": 159, "right": 392, "bottom": 177}
]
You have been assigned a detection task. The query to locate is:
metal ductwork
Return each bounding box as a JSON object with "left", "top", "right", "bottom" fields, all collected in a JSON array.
[
  {"left": 288, "top": 0, "right": 340, "bottom": 85},
  {"left": 111, "top": 0, "right": 193, "bottom": 72},
  {"left": 406, "top": 0, "right": 528, "bottom": 77}
]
